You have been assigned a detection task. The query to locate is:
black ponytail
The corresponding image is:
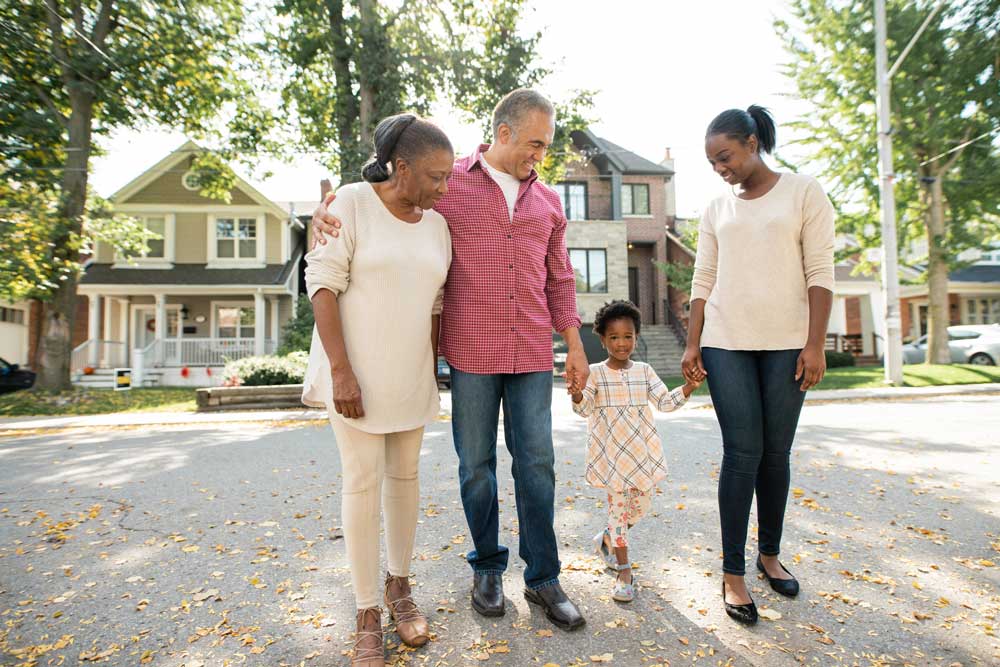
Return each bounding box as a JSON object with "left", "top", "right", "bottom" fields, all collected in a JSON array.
[
  {"left": 706, "top": 105, "right": 777, "bottom": 155},
  {"left": 361, "top": 113, "right": 453, "bottom": 183}
]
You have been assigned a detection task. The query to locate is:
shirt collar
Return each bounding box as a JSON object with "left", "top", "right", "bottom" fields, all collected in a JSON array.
[{"left": 467, "top": 143, "right": 539, "bottom": 186}]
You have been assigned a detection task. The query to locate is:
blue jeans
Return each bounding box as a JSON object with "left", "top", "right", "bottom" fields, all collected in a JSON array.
[
  {"left": 701, "top": 348, "right": 806, "bottom": 575},
  {"left": 450, "top": 367, "right": 560, "bottom": 590}
]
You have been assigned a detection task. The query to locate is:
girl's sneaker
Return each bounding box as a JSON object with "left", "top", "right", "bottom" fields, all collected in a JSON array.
[
  {"left": 592, "top": 530, "right": 617, "bottom": 570},
  {"left": 612, "top": 564, "right": 636, "bottom": 603}
]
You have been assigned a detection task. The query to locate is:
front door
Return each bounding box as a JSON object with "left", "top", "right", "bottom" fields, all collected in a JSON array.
[
  {"left": 131, "top": 306, "right": 180, "bottom": 367},
  {"left": 628, "top": 267, "right": 639, "bottom": 308}
]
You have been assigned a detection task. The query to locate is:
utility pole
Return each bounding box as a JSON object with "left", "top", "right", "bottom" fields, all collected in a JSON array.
[
  {"left": 874, "top": 0, "right": 904, "bottom": 385},
  {"left": 873, "top": 0, "right": 945, "bottom": 385}
]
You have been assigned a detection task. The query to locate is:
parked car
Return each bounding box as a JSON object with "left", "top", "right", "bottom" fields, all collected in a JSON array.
[
  {"left": 0, "top": 357, "right": 36, "bottom": 394},
  {"left": 902, "top": 324, "right": 1000, "bottom": 365},
  {"left": 436, "top": 356, "right": 451, "bottom": 389}
]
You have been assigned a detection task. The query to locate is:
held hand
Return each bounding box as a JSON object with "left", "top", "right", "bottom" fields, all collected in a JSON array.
[
  {"left": 310, "top": 192, "right": 343, "bottom": 249},
  {"left": 564, "top": 346, "right": 589, "bottom": 394},
  {"left": 682, "top": 377, "right": 702, "bottom": 397},
  {"left": 795, "top": 344, "right": 826, "bottom": 391},
  {"left": 570, "top": 391, "right": 584, "bottom": 404},
  {"left": 331, "top": 366, "right": 365, "bottom": 419},
  {"left": 680, "top": 346, "right": 707, "bottom": 384}
]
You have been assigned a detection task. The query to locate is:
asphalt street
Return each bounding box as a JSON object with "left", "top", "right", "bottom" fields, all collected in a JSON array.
[{"left": 1, "top": 394, "right": 998, "bottom": 667}]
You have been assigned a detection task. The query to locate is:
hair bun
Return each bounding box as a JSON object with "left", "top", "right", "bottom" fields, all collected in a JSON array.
[{"left": 361, "top": 159, "right": 391, "bottom": 183}]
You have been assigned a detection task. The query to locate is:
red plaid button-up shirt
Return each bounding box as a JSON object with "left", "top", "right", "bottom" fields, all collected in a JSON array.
[{"left": 435, "top": 144, "right": 581, "bottom": 375}]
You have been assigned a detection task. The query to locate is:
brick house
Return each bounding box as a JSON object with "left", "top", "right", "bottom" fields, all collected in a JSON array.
[{"left": 553, "top": 130, "right": 684, "bottom": 375}]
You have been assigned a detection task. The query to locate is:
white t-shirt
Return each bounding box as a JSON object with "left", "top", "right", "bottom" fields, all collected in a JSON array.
[{"left": 481, "top": 156, "right": 520, "bottom": 221}]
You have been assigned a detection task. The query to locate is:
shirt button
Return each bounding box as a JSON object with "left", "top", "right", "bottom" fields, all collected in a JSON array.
[
  {"left": 506, "top": 234, "right": 512, "bottom": 239},
  {"left": 509, "top": 294, "right": 514, "bottom": 299},
  {"left": 508, "top": 264, "right": 513, "bottom": 269},
  {"left": 510, "top": 326, "right": 515, "bottom": 332}
]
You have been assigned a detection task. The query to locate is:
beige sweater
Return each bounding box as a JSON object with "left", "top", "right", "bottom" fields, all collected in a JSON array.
[
  {"left": 690, "top": 172, "right": 835, "bottom": 351},
  {"left": 301, "top": 182, "right": 451, "bottom": 433}
]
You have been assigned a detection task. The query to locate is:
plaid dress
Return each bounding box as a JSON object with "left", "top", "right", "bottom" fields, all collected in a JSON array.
[{"left": 572, "top": 361, "right": 688, "bottom": 491}]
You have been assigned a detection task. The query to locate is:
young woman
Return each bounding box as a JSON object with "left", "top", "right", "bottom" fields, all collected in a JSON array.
[
  {"left": 682, "top": 105, "right": 834, "bottom": 625},
  {"left": 302, "top": 113, "right": 453, "bottom": 666}
]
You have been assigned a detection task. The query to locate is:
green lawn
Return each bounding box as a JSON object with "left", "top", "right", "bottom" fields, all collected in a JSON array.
[
  {"left": 662, "top": 363, "right": 1000, "bottom": 396},
  {"left": 0, "top": 387, "right": 197, "bottom": 417}
]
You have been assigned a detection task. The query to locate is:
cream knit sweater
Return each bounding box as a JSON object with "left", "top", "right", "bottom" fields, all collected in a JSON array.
[
  {"left": 301, "top": 182, "right": 451, "bottom": 433},
  {"left": 690, "top": 172, "right": 835, "bottom": 351}
]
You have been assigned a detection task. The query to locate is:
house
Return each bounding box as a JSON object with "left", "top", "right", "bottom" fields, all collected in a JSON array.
[
  {"left": 73, "top": 141, "right": 307, "bottom": 386},
  {"left": 900, "top": 243, "right": 1000, "bottom": 340},
  {"left": 0, "top": 300, "right": 32, "bottom": 365},
  {"left": 553, "top": 130, "right": 684, "bottom": 375}
]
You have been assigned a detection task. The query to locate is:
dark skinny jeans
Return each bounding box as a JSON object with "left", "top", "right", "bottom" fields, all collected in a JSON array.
[{"left": 701, "top": 347, "right": 806, "bottom": 575}]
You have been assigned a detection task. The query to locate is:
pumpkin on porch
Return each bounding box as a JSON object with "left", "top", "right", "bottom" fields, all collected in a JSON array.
[{"left": 82, "top": 366, "right": 95, "bottom": 375}]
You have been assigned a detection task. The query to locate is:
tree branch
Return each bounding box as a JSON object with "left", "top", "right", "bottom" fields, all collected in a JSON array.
[
  {"left": 43, "top": 0, "right": 72, "bottom": 84},
  {"left": 32, "top": 83, "right": 69, "bottom": 129},
  {"left": 939, "top": 127, "right": 974, "bottom": 175},
  {"left": 91, "top": 0, "right": 114, "bottom": 47}
]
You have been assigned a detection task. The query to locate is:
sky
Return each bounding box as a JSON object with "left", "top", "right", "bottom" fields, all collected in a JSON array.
[{"left": 90, "top": 0, "right": 813, "bottom": 219}]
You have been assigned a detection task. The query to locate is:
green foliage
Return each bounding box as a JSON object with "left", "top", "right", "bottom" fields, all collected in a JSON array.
[
  {"left": 277, "top": 297, "right": 315, "bottom": 355},
  {"left": 653, "top": 221, "right": 699, "bottom": 295},
  {"left": 223, "top": 352, "right": 309, "bottom": 387},
  {"left": 271, "top": 0, "right": 595, "bottom": 183},
  {"left": 0, "top": 387, "right": 196, "bottom": 417},
  {"left": 775, "top": 0, "right": 1000, "bottom": 276},
  {"left": 825, "top": 351, "right": 856, "bottom": 368}
]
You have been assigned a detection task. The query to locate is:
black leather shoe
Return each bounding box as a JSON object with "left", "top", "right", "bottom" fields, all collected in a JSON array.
[
  {"left": 471, "top": 573, "right": 505, "bottom": 617},
  {"left": 756, "top": 555, "right": 799, "bottom": 597},
  {"left": 524, "top": 583, "right": 586, "bottom": 631},
  {"left": 722, "top": 580, "right": 758, "bottom": 625}
]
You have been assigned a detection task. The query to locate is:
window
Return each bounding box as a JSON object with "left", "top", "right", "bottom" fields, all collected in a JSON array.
[
  {"left": 621, "top": 183, "right": 650, "bottom": 216},
  {"left": 965, "top": 297, "right": 1000, "bottom": 325},
  {"left": 143, "top": 216, "right": 166, "bottom": 258},
  {"left": 216, "top": 217, "right": 258, "bottom": 260},
  {"left": 553, "top": 182, "right": 587, "bottom": 220},
  {"left": 569, "top": 248, "right": 607, "bottom": 293},
  {"left": 215, "top": 305, "right": 255, "bottom": 338},
  {"left": 0, "top": 307, "right": 24, "bottom": 325}
]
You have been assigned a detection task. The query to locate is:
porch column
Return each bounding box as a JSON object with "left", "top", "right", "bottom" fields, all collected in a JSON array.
[
  {"left": 118, "top": 298, "right": 129, "bottom": 367},
  {"left": 87, "top": 294, "right": 100, "bottom": 366},
  {"left": 254, "top": 291, "right": 266, "bottom": 356},
  {"left": 269, "top": 297, "right": 279, "bottom": 351},
  {"left": 154, "top": 294, "right": 166, "bottom": 364}
]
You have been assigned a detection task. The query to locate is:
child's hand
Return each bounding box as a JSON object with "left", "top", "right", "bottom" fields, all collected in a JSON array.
[
  {"left": 571, "top": 391, "right": 584, "bottom": 404},
  {"left": 682, "top": 377, "right": 702, "bottom": 397}
]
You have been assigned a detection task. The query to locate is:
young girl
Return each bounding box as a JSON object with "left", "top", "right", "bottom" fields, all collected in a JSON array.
[{"left": 572, "top": 300, "right": 703, "bottom": 602}]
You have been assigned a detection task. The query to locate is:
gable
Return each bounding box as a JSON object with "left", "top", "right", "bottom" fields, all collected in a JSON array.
[{"left": 120, "top": 156, "right": 257, "bottom": 206}]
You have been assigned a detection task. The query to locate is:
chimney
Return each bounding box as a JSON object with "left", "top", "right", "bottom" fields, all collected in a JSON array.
[
  {"left": 663, "top": 147, "right": 672, "bottom": 161},
  {"left": 320, "top": 179, "right": 333, "bottom": 199}
]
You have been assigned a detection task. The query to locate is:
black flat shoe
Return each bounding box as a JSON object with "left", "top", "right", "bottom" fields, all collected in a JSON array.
[
  {"left": 524, "top": 583, "right": 586, "bottom": 631},
  {"left": 756, "top": 555, "right": 799, "bottom": 597},
  {"left": 722, "top": 580, "right": 758, "bottom": 625},
  {"left": 471, "top": 573, "right": 505, "bottom": 617}
]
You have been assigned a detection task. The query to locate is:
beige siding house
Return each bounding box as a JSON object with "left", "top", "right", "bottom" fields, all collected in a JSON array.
[{"left": 75, "top": 141, "right": 306, "bottom": 387}]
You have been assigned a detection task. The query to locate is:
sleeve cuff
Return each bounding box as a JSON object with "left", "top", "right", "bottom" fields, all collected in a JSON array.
[
  {"left": 669, "top": 386, "right": 688, "bottom": 407},
  {"left": 689, "top": 284, "right": 712, "bottom": 302},
  {"left": 553, "top": 313, "right": 583, "bottom": 332}
]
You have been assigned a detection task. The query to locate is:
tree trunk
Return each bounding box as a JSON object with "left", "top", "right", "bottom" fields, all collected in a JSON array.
[
  {"left": 326, "top": 0, "right": 361, "bottom": 184},
  {"left": 357, "top": 0, "right": 377, "bottom": 162},
  {"left": 924, "top": 175, "right": 951, "bottom": 365},
  {"left": 36, "top": 94, "right": 94, "bottom": 391}
]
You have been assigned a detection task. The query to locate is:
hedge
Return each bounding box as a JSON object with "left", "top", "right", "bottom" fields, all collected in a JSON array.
[
  {"left": 223, "top": 351, "right": 309, "bottom": 386},
  {"left": 825, "top": 350, "right": 856, "bottom": 368}
]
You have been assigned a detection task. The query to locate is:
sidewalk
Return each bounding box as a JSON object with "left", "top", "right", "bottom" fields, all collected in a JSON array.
[{"left": 2, "top": 382, "right": 998, "bottom": 432}]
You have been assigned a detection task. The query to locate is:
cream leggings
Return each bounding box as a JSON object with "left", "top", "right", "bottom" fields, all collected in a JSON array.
[{"left": 329, "top": 418, "right": 423, "bottom": 609}]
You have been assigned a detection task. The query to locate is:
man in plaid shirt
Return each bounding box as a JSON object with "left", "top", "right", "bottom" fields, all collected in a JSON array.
[{"left": 311, "top": 89, "right": 589, "bottom": 631}]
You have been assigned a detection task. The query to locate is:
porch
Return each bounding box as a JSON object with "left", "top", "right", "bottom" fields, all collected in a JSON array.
[{"left": 72, "top": 291, "right": 291, "bottom": 387}]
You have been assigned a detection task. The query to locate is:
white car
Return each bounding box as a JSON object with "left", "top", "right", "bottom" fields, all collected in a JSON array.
[{"left": 902, "top": 324, "right": 1000, "bottom": 365}]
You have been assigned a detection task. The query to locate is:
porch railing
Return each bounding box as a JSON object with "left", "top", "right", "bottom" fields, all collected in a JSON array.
[
  {"left": 153, "top": 338, "right": 274, "bottom": 367},
  {"left": 71, "top": 340, "right": 127, "bottom": 370}
]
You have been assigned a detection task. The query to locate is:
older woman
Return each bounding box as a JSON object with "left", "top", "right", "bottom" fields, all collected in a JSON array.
[{"left": 302, "top": 113, "right": 453, "bottom": 666}]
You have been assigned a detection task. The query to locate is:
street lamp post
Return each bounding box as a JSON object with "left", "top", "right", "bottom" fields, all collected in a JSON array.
[{"left": 873, "top": 0, "right": 945, "bottom": 385}]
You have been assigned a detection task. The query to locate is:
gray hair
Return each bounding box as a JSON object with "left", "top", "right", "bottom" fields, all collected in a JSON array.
[{"left": 491, "top": 89, "right": 555, "bottom": 139}]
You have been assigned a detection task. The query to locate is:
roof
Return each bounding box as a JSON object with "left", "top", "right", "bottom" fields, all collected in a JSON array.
[
  {"left": 570, "top": 129, "right": 674, "bottom": 176},
  {"left": 80, "top": 257, "right": 299, "bottom": 287},
  {"left": 949, "top": 264, "right": 1000, "bottom": 283},
  {"left": 835, "top": 264, "right": 878, "bottom": 283},
  {"left": 110, "top": 140, "right": 290, "bottom": 221}
]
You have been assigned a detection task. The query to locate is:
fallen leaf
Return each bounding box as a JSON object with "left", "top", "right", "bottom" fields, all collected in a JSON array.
[{"left": 758, "top": 608, "right": 782, "bottom": 621}]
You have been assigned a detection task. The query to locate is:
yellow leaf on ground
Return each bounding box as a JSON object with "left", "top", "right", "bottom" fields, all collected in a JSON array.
[
  {"left": 591, "top": 654, "right": 614, "bottom": 663},
  {"left": 758, "top": 608, "right": 782, "bottom": 620}
]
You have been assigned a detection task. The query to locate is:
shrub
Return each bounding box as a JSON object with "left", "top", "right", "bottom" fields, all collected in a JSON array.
[
  {"left": 223, "top": 351, "right": 309, "bottom": 386},
  {"left": 278, "top": 297, "right": 314, "bottom": 355},
  {"left": 825, "top": 350, "right": 855, "bottom": 368}
]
